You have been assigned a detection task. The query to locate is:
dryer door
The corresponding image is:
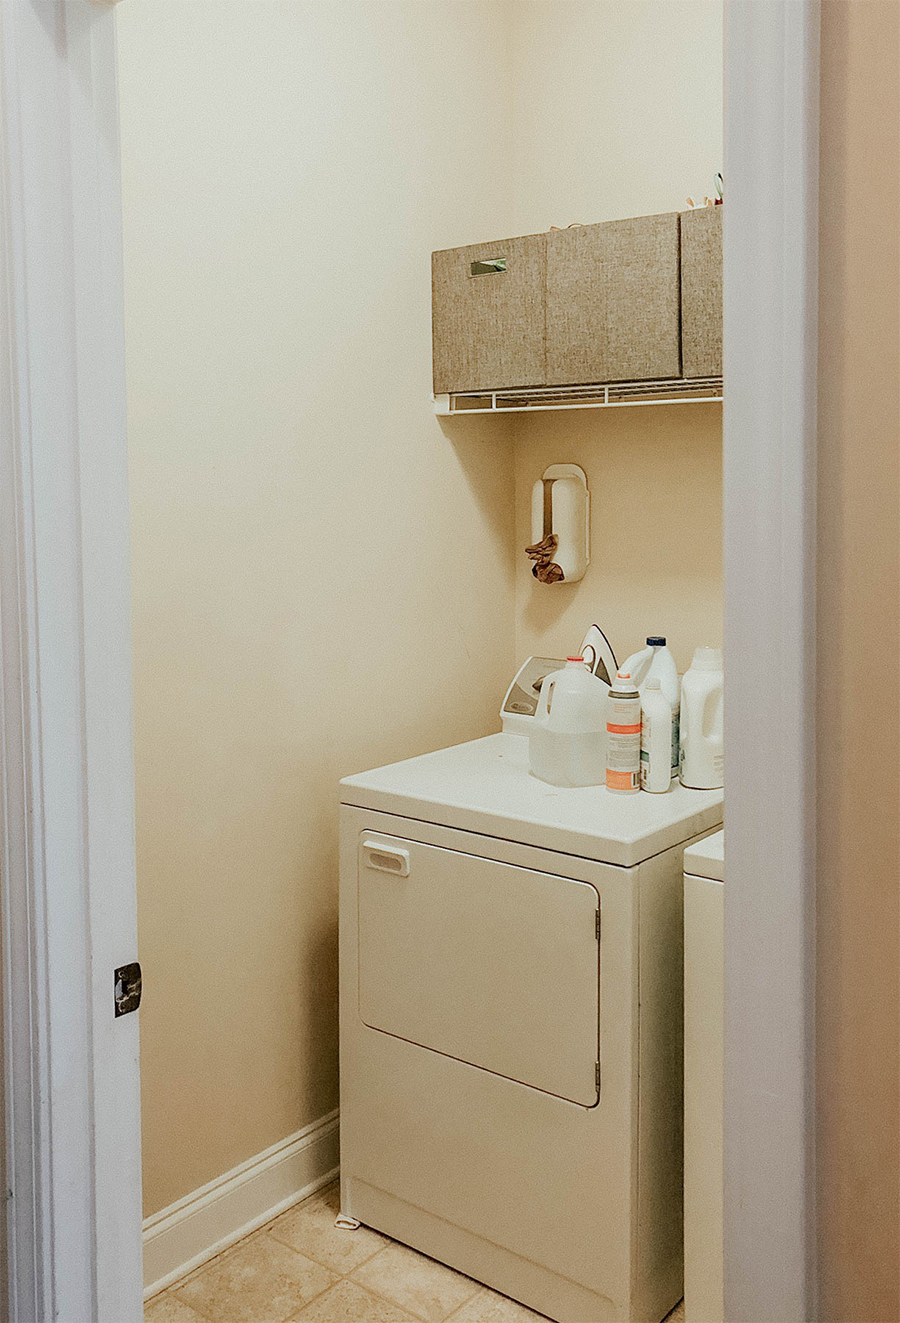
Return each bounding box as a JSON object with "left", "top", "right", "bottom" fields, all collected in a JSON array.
[{"left": 357, "top": 833, "right": 600, "bottom": 1106}]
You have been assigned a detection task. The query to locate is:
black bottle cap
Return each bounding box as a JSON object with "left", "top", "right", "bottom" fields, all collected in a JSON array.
[{"left": 647, "top": 636, "right": 666, "bottom": 646}]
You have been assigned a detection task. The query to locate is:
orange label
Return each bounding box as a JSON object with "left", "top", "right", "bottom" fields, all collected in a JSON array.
[
  {"left": 607, "top": 723, "right": 641, "bottom": 735},
  {"left": 606, "top": 769, "right": 639, "bottom": 790}
]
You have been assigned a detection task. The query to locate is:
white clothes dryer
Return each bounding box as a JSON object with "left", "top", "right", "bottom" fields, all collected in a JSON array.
[
  {"left": 683, "top": 830, "right": 725, "bottom": 1323},
  {"left": 339, "top": 733, "right": 723, "bottom": 1323}
]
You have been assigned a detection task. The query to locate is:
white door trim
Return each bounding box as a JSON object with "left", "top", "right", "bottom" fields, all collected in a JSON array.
[
  {"left": 0, "top": 2, "right": 143, "bottom": 1321},
  {"left": 0, "top": 1, "right": 820, "bottom": 1319},
  {"left": 723, "top": 2, "right": 819, "bottom": 1320}
]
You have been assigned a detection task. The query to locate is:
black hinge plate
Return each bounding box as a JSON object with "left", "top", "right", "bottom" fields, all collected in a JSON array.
[{"left": 114, "top": 962, "right": 142, "bottom": 1017}]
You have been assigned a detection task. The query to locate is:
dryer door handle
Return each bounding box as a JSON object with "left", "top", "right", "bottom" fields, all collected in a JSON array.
[{"left": 361, "top": 838, "right": 410, "bottom": 878}]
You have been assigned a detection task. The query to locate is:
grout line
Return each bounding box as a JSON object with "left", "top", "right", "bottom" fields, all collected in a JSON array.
[
  {"left": 327, "top": 1280, "right": 422, "bottom": 1323},
  {"left": 152, "top": 1179, "right": 500, "bottom": 1323},
  {"left": 265, "top": 1217, "right": 388, "bottom": 1280},
  {"left": 163, "top": 1285, "right": 219, "bottom": 1323},
  {"left": 282, "top": 1272, "right": 341, "bottom": 1323},
  {"left": 347, "top": 1253, "right": 482, "bottom": 1323},
  {"left": 342, "top": 1276, "right": 436, "bottom": 1323},
  {"left": 442, "top": 1290, "right": 487, "bottom": 1322},
  {"left": 160, "top": 1181, "right": 338, "bottom": 1310}
]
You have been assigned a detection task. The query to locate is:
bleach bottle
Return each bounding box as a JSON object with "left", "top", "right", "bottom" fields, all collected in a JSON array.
[
  {"left": 640, "top": 678, "right": 673, "bottom": 793},
  {"left": 679, "top": 647, "right": 724, "bottom": 789},
  {"left": 620, "top": 636, "right": 680, "bottom": 781}
]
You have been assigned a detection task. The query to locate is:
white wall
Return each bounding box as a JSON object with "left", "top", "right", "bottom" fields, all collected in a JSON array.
[
  {"left": 118, "top": 0, "right": 517, "bottom": 1216},
  {"left": 507, "top": 0, "right": 724, "bottom": 671}
]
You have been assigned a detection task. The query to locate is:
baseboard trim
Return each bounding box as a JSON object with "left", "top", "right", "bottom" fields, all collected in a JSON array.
[{"left": 143, "top": 1109, "right": 340, "bottom": 1299}]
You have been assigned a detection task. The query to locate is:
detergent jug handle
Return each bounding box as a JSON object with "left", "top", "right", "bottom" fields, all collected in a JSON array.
[{"left": 535, "top": 672, "right": 556, "bottom": 724}]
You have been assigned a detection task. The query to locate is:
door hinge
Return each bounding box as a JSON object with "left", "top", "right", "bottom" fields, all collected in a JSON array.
[
  {"left": 114, "top": 962, "right": 142, "bottom": 1017},
  {"left": 595, "top": 909, "right": 601, "bottom": 939},
  {"left": 595, "top": 1061, "right": 601, "bottom": 1090}
]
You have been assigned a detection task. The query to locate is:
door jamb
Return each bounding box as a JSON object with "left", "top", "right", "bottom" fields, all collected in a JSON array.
[
  {"left": 0, "top": 1, "right": 143, "bottom": 1321},
  {"left": 723, "top": 3, "right": 819, "bottom": 1320}
]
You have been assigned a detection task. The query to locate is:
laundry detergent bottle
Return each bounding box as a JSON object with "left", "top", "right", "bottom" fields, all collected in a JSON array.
[
  {"left": 621, "top": 636, "right": 680, "bottom": 779},
  {"left": 679, "top": 647, "right": 724, "bottom": 789},
  {"left": 529, "top": 657, "right": 608, "bottom": 788}
]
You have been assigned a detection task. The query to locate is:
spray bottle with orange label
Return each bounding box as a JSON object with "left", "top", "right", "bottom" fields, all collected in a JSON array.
[{"left": 606, "top": 671, "right": 642, "bottom": 794}]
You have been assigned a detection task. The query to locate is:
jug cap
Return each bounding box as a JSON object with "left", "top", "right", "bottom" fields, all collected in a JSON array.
[
  {"left": 646, "top": 636, "right": 666, "bottom": 646},
  {"left": 566, "top": 656, "right": 584, "bottom": 663}
]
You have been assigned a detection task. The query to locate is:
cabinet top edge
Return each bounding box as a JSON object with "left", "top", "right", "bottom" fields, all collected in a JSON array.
[{"left": 431, "top": 207, "right": 711, "bottom": 259}]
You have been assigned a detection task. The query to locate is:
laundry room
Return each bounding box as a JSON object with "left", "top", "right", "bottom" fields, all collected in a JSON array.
[
  {"left": 6, "top": 0, "right": 900, "bottom": 1320},
  {"left": 119, "top": 3, "right": 725, "bottom": 1319}
]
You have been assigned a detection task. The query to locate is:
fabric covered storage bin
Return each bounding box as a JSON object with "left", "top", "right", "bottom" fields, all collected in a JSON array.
[
  {"left": 681, "top": 206, "right": 723, "bottom": 378},
  {"left": 431, "top": 234, "right": 546, "bottom": 394},
  {"left": 545, "top": 213, "right": 681, "bottom": 385}
]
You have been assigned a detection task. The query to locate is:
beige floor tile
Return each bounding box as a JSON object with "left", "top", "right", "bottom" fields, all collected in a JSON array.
[
  {"left": 144, "top": 1293, "right": 209, "bottom": 1323},
  {"left": 351, "top": 1243, "right": 481, "bottom": 1323},
  {"left": 172, "top": 1227, "right": 268, "bottom": 1290},
  {"left": 173, "top": 1234, "right": 335, "bottom": 1323},
  {"left": 269, "top": 1183, "right": 388, "bottom": 1274},
  {"left": 293, "top": 1278, "right": 421, "bottom": 1322},
  {"left": 444, "top": 1286, "right": 548, "bottom": 1322}
]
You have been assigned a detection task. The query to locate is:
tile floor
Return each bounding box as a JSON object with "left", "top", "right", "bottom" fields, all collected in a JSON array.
[{"left": 144, "top": 1180, "right": 686, "bottom": 1323}]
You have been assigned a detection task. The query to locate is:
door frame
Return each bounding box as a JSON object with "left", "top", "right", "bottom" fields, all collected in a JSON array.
[
  {"left": 722, "top": 4, "right": 819, "bottom": 1319},
  {"left": 0, "top": 1, "right": 819, "bottom": 1320},
  {"left": 0, "top": 1, "right": 143, "bottom": 1321}
]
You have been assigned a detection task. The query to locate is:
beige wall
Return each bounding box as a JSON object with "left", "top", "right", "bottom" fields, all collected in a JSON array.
[
  {"left": 118, "top": 1, "right": 517, "bottom": 1216},
  {"left": 817, "top": 3, "right": 900, "bottom": 1319},
  {"left": 515, "top": 405, "right": 723, "bottom": 673},
  {"left": 119, "top": 0, "right": 725, "bottom": 1219},
  {"left": 508, "top": 0, "right": 724, "bottom": 669},
  {"left": 507, "top": 0, "right": 724, "bottom": 234}
]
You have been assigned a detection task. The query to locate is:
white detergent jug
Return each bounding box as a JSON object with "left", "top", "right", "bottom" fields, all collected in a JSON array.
[
  {"left": 620, "top": 636, "right": 680, "bottom": 779},
  {"left": 679, "top": 647, "right": 724, "bottom": 789},
  {"left": 529, "top": 657, "right": 608, "bottom": 787}
]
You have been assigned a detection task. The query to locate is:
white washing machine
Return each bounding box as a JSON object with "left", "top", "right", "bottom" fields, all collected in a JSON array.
[
  {"left": 339, "top": 731, "right": 723, "bottom": 1323},
  {"left": 683, "top": 830, "right": 725, "bottom": 1323}
]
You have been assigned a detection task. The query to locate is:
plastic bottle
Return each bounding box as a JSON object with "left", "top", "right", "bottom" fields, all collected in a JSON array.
[
  {"left": 606, "top": 671, "right": 641, "bottom": 794},
  {"left": 529, "top": 657, "right": 608, "bottom": 788},
  {"left": 619, "top": 642, "right": 654, "bottom": 688},
  {"left": 620, "top": 636, "right": 680, "bottom": 778},
  {"left": 679, "top": 647, "right": 724, "bottom": 789},
  {"left": 640, "top": 678, "right": 673, "bottom": 793}
]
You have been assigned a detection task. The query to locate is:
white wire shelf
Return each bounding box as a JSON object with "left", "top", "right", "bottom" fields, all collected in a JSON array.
[{"left": 434, "top": 377, "right": 723, "bottom": 415}]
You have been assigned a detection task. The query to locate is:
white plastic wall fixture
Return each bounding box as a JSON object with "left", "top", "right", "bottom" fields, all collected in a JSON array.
[{"left": 530, "top": 464, "right": 590, "bottom": 583}]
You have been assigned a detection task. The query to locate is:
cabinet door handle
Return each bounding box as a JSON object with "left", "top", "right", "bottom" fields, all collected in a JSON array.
[
  {"left": 470, "top": 256, "right": 506, "bottom": 276},
  {"left": 362, "top": 838, "right": 410, "bottom": 877}
]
